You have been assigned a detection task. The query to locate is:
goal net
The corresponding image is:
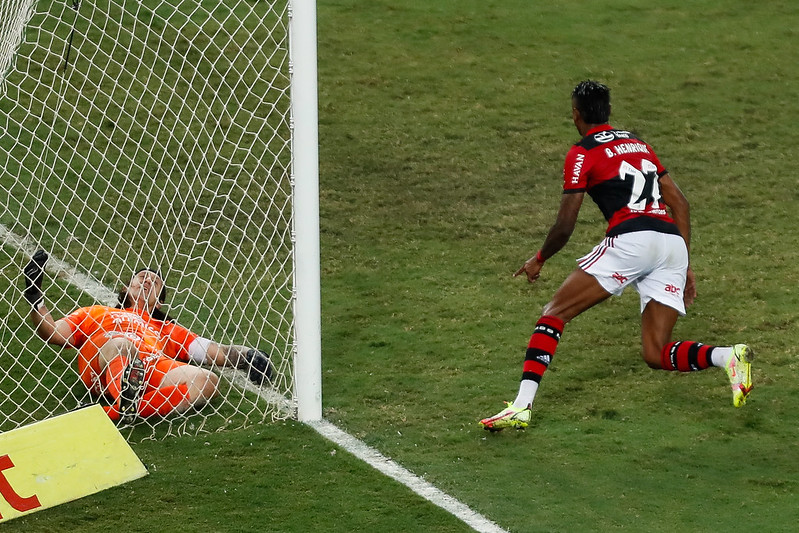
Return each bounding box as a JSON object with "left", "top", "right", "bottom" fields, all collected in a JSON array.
[{"left": 0, "top": 0, "right": 320, "bottom": 438}]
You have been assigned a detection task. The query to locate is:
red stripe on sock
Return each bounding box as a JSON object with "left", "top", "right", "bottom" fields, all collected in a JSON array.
[
  {"left": 528, "top": 334, "right": 559, "bottom": 354},
  {"left": 102, "top": 356, "right": 128, "bottom": 400},
  {"left": 527, "top": 315, "right": 564, "bottom": 353},
  {"left": 538, "top": 315, "right": 565, "bottom": 332},
  {"left": 661, "top": 341, "right": 714, "bottom": 371},
  {"left": 676, "top": 342, "right": 692, "bottom": 372},
  {"left": 523, "top": 360, "right": 549, "bottom": 375},
  {"left": 698, "top": 345, "right": 713, "bottom": 369}
]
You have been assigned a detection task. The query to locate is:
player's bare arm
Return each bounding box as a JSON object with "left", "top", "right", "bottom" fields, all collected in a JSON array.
[
  {"left": 658, "top": 173, "right": 690, "bottom": 252},
  {"left": 30, "top": 310, "right": 76, "bottom": 348},
  {"left": 22, "top": 250, "right": 75, "bottom": 347},
  {"left": 199, "top": 341, "right": 273, "bottom": 385},
  {"left": 515, "top": 191, "right": 585, "bottom": 283},
  {"left": 658, "top": 173, "right": 696, "bottom": 305}
]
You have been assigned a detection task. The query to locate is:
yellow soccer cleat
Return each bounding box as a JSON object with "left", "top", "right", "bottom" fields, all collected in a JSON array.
[
  {"left": 725, "top": 344, "right": 754, "bottom": 407},
  {"left": 479, "top": 402, "right": 532, "bottom": 432}
]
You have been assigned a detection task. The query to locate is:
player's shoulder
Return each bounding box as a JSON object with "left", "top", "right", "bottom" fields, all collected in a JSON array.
[{"left": 67, "top": 303, "right": 103, "bottom": 314}]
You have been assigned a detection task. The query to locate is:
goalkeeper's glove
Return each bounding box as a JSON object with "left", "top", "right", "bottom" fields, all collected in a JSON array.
[
  {"left": 23, "top": 249, "right": 48, "bottom": 310},
  {"left": 244, "top": 349, "right": 273, "bottom": 386}
]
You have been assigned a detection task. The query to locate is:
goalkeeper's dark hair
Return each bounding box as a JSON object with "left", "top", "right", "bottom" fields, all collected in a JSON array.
[
  {"left": 116, "top": 268, "right": 174, "bottom": 322},
  {"left": 572, "top": 80, "right": 611, "bottom": 124}
]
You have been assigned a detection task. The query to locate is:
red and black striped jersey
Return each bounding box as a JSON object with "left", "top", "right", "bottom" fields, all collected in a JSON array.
[{"left": 562, "top": 124, "right": 680, "bottom": 237}]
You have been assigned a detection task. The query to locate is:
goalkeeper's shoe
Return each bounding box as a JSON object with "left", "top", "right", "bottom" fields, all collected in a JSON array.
[
  {"left": 479, "top": 402, "right": 532, "bottom": 432},
  {"left": 725, "top": 344, "right": 754, "bottom": 408},
  {"left": 116, "top": 357, "right": 146, "bottom": 425}
]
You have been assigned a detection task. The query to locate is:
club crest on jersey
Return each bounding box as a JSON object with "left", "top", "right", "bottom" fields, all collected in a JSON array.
[{"left": 593, "top": 131, "right": 615, "bottom": 143}]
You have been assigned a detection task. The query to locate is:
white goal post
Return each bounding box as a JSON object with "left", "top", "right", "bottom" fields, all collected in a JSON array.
[{"left": 0, "top": 0, "right": 321, "bottom": 437}]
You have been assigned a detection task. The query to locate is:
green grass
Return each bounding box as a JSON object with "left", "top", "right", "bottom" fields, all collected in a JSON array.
[{"left": 4, "top": 0, "right": 799, "bottom": 531}]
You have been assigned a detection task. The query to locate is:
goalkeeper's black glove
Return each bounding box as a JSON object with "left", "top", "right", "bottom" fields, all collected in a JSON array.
[
  {"left": 244, "top": 349, "right": 273, "bottom": 386},
  {"left": 23, "top": 249, "right": 48, "bottom": 310}
]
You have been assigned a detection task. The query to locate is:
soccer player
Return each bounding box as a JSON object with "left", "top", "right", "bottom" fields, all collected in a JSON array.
[
  {"left": 479, "top": 80, "right": 754, "bottom": 431},
  {"left": 22, "top": 250, "right": 272, "bottom": 424}
]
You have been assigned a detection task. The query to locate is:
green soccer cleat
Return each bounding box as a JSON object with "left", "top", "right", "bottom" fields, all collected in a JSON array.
[
  {"left": 479, "top": 402, "right": 532, "bottom": 432},
  {"left": 725, "top": 344, "right": 754, "bottom": 408}
]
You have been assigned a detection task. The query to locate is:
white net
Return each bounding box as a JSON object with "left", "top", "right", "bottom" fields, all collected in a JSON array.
[{"left": 0, "top": 0, "right": 297, "bottom": 438}]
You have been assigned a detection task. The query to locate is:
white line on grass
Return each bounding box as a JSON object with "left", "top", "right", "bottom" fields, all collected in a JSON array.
[
  {"left": 307, "top": 419, "right": 507, "bottom": 533},
  {"left": 6, "top": 231, "right": 506, "bottom": 533}
]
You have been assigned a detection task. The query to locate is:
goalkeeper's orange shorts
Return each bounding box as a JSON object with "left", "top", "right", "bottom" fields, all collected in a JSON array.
[{"left": 78, "top": 333, "right": 188, "bottom": 397}]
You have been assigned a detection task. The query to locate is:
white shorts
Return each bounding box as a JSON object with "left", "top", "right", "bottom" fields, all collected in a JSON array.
[{"left": 577, "top": 231, "right": 688, "bottom": 316}]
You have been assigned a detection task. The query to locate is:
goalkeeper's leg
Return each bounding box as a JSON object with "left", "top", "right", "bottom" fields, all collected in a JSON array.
[
  {"left": 95, "top": 341, "right": 219, "bottom": 422},
  {"left": 138, "top": 359, "right": 219, "bottom": 417},
  {"left": 95, "top": 338, "right": 146, "bottom": 424},
  {"left": 103, "top": 359, "right": 218, "bottom": 421}
]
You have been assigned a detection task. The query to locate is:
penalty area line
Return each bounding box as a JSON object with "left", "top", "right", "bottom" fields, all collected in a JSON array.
[{"left": 305, "top": 419, "right": 507, "bottom": 533}]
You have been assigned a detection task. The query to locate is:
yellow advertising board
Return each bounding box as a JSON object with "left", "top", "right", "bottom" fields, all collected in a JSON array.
[{"left": 0, "top": 404, "right": 148, "bottom": 522}]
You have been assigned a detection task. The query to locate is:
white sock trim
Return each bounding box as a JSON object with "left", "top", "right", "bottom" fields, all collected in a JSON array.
[
  {"left": 513, "top": 380, "right": 538, "bottom": 409},
  {"left": 711, "top": 346, "right": 733, "bottom": 367}
]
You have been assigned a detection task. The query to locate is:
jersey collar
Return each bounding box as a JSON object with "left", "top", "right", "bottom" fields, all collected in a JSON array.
[
  {"left": 585, "top": 124, "right": 613, "bottom": 136},
  {"left": 124, "top": 306, "right": 151, "bottom": 320}
]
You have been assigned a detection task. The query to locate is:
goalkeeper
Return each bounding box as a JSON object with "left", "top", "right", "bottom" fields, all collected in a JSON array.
[{"left": 22, "top": 250, "right": 273, "bottom": 424}]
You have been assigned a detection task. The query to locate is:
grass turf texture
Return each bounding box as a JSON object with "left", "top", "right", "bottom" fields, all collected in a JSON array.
[{"left": 5, "top": 0, "right": 799, "bottom": 530}]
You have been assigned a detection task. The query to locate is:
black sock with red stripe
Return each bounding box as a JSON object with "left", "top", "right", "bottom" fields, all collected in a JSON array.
[
  {"left": 660, "top": 341, "right": 717, "bottom": 371},
  {"left": 522, "top": 315, "right": 564, "bottom": 383}
]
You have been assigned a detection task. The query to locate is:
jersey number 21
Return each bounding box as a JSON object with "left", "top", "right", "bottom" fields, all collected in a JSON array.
[{"left": 619, "top": 159, "right": 660, "bottom": 211}]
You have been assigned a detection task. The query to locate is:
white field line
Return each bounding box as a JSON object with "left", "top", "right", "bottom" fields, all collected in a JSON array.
[
  {"left": 307, "top": 419, "right": 508, "bottom": 533},
  {"left": 4, "top": 225, "right": 506, "bottom": 533}
]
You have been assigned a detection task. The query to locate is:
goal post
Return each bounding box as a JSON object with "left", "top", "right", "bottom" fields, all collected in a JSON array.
[
  {"left": 0, "top": 0, "right": 322, "bottom": 437},
  {"left": 290, "top": 0, "right": 322, "bottom": 423}
]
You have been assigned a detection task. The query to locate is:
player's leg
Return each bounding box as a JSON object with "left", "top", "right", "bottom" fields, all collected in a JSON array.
[
  {"left": 643, "top": 300, "right": 755, "bottom": 406},
  {"left": 637, "top": 234, "right": 755, "bottom": 406},
  {"left": 156, "top": 364, "right": 219, "bottom": 407},
  {"left": 640, "top": 299, "right": 679, "bottom": 368},
  {"left": 512, "top": 267, "right": 611, "bottom": 406},
  {"left": 542, "top": 267, "right": 614, "bottom": 322},
  {"left": 89, "top": 336, "right": 146, "bottom": 423},
  {"left": 480, "top": 268, "right": 611, "bottom": 431},
  {"left": 136, "top": 359, "right": 219, "bottom": 418}
]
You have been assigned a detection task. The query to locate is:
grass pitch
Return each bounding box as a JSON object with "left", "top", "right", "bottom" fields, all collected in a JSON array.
[{"left": 5, "top": 0, "right": 799, "bottom": 531}]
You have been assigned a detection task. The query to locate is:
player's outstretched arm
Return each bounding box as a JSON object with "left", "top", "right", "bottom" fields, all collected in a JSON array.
[
  {"left": 195, "top": 341, "right": 273, "bottom": 385},
  {"left": 22, "top": 250, "right": 74, "bottom": 347}
]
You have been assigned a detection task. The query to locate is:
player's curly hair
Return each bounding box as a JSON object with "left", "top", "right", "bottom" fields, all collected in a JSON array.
[
  {"left": 572, "top": 80, "right": 610, "bottom": 124},
  {"left": 116, "top": 267, "right": 174, "bottom": 322}
]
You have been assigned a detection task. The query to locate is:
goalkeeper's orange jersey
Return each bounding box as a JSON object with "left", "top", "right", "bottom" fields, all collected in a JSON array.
[{"left": 63, "top": 305, "right": 197, "bottom": 361}]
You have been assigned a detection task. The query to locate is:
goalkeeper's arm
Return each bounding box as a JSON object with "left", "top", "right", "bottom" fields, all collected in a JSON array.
[
  {"left": 188, "top": 338, "right": 273, "bottom": 385},
  {"left": 22, "top": 250, "right": 75, "bottom": 347}
]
